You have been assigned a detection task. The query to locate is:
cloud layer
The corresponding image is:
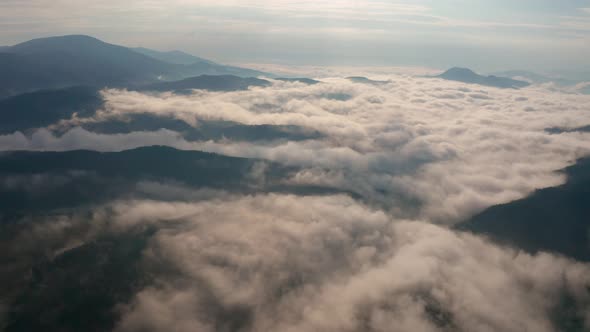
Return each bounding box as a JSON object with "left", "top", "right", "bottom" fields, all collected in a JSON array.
[
  {"left": 2, "top": 75, "right": 590, "bottom": 331},
  {"left": 9, "top": 194, "right": 589, "bottom": 331},
  {"left": 114, "top": 195, "right": 590, "bottom": 332},
  {"left": 4, "top": 76, "right": 589, "bottom": 223}
]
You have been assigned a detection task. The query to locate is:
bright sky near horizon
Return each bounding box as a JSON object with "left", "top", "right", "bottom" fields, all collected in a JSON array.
[{"left": 1, "top": 0, "right": 589, "bottom": 74}]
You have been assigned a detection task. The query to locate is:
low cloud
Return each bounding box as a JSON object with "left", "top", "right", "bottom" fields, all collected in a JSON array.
[
  {"left": 4, "top": 76, "right": 587, "bottom": 223},
  {"left": 22, "top": 194, "right": 584, "bottom": 332},
  {"left": 0, "top": 127, "right": 190, "bottom": 152},
  {"left": 3, "top": 193, "right": 589, "bottom": 331}
]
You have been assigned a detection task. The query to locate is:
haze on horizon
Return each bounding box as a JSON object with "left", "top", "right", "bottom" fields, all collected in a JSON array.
[{"left": 1, "top": 0, "right": 590, "bottom": 77}]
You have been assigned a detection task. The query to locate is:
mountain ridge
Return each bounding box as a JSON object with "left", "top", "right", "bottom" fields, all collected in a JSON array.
[
  {"left": 132, "top": 47, "right": 216, "bottom": 65},
  {"left": 458, "top": 157, "right": 590, "bottom": 261},
  {"left": 437, "top": 67, "right": 530, "bottom": 89},
  {"left": 137, "top": 74, "right": 271, "bottom": 93},
  {"left": 0, "top": 35, "right": 270, "bottom": 97}
]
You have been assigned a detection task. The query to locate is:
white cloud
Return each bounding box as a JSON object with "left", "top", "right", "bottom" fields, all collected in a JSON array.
[
  {"left": 8, "top": 193, "right": 588, "bottom": 331},
  {"left": 3, "top": 76, "right": 590, "bottom": 223},
  {"left": 5, "top": 81, "right": 590, "bottom": 330},
  {"left": 0, "top": 127, "right": 189, "bottom": 152},
  {"left": 44, "top": 194, "right": 585, "bottom": 332}
]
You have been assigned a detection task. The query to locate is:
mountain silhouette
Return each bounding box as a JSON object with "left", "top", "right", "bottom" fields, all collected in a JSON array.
[
  {"left": 133, "top": 46, "right": 267, "bottom": 78},
  {"left": 347, "top": 76, "right": 390, "bottom": 85},
  {"left": 0, "top": 85, "right": 320, "bottom": 142},
  {"left": 4, "top": 35, "right": 172, "bottom": 84},
  {"left": 437, "top": 67, "right": 530, "bottom": 89},
  {"left": 132, "top": 47, "right": 215, "bottom": 65},
  {"left": 0, "top": 35, "right": 269, "bottom": 97},
  {"left": 0, "top": 86, "right": 102, "bottom": 134},
  {"left": 275, "top": 78, "right": 320, "bottom": 85},
  {"left": 545, "top": 125, "right": 590, "bottom": 134},
  {"left": 458, "top": 157, "right": 590, "bottom": 261},
  {"left": 0, "top": 146, "right": 342, "bottom": 222},
  {"left": 491, "top": 70, "right": 569, "bottom": 85}
]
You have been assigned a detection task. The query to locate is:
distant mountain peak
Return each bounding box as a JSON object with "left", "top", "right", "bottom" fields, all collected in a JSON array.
[
  {"left": 132, "top": 47, "right": 216, "bottom": 65},
  {"left": 12, "top": 34, "right": 105, "bottom": 48},
  {"left": 32, "top": 34, "right": 100, "bottom": 41},
  {"left": 437, "top": 67, "right": 530, "bottom": 89},
  {"left": 8, "top": 34, "right": 130, "bottom": 57},
  {"left": 442, "top": 67, "right": 477, "bottom": 76},
  {"left": 0, "top": 34, "right": 272, "bottom": 97},
  {"left": 347, "top": 76, "right": 390, "bottom": 85}
]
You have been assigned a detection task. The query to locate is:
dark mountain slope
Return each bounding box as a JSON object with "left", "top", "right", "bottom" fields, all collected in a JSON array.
[
  {"left": 546, "top": 125, "right": 590, "bottom": 134},
  {"left": 0, "top": 35, "right": 271, "bottom": 97},
  {"left": 81, "top": 114, "right": 322, "bottom": 143},
  {"left": 184, "top": 61, "right": 269, "bottom": 78},
  {"left": 132, "top": 47, "right": 214, "bottom": 65},
  {"left": 0, "top": 145, "right": 268, "bottom": 184},
  {"left": 0, "top": 36, "right": 172, "bottom": 96},
  {"left": 6, "top": 35, "right": 172, "bottom": 82},
  {"left": 0, "top": 52, "right": 77, "bottom": 97},
  {"left": 347, "top": 76, "right": 390, "bottom": 85},
  {"left": 437, "top": 67, "right": 530, "bottom": 89},
  {"left": 0, "top": 86, "right": 320, "bottom": 143},
  {"left": 0, "top": 146, "right": 285, "bottom": 217},
  {"left": 2, "top": 231, "right": 152, "bottom": 332},
  {"left": 458, "top": 157, "right": 590, "bottom": 261},
  {"left": 492, "top": 70, "right": 576, "bottom": 86},
  {"left": 133, "top": 46, "right": 269, "bottom": 77},
  {"left": 0, "top": 86, "right": 103, "bottom": 134},
  {"left": 0, "top": 146, "right": 349, "bottom": 223}
]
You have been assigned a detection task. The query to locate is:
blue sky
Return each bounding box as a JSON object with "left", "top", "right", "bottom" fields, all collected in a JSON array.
[{"left": 1, "top": 0, "right": 589, "bottom": 74}]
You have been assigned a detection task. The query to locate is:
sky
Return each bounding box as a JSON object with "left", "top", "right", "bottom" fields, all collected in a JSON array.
[{"left": 1, "top": 0, "right": 590, "bottom": 75}]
